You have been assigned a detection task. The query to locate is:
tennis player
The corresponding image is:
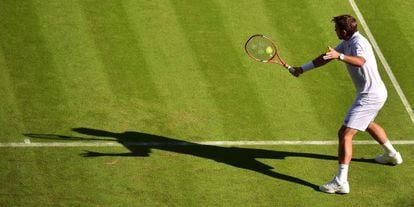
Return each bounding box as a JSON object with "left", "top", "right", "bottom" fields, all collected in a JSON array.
[{"left": 289, "top": 14, "right": 403, "bottom": 194}]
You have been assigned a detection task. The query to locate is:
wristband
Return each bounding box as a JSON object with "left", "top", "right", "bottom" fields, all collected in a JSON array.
[{"left": 301, "top": 61, "right": 315, "bottom": 72}]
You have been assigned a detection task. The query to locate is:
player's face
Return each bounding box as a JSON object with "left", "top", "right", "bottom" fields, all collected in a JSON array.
[{"left": 335, "top": 25, "right": 347, "bottom": 40}]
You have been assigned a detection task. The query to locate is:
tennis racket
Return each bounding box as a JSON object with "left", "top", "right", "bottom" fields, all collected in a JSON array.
[{"left": 245, "top": 34, "right": 294, "bottom": 71}]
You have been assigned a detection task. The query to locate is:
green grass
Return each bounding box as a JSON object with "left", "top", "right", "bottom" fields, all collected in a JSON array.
[
  {"left": 0, "top": 0, "right": 414, "bottom": 206},
  {"left": 1, "top": 144, "right": 414, "bottom": 206}
]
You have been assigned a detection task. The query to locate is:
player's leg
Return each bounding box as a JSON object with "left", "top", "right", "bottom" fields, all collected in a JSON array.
[
  {"left": 367, "top": 122, "right": 403, "bottom": 165},
  {"left": 338, "top": 126, "right": 358, "bottom": 165},
  {"left": 366, "top": 121, "right": 388, "bottom": 144},
  {"left": 319, "top": 125, "right": 357, "bottom": 194}
]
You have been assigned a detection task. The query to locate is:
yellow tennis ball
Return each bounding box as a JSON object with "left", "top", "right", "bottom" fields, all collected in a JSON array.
[{"left": 265, "top": 46, "right": 273, "bottom": 54}]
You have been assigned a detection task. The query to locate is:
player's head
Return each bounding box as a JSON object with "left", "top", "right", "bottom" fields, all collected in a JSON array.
[{"left": 332, "top": 15, "right": 358, "bottom": 40}]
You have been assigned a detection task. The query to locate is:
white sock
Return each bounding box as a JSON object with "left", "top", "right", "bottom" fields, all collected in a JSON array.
[
  {"left": 382, "top": 140, "right": 397, "bottom": 154},
  {"left": 336, "top": 164, "right": 349, "bottom": 183}
]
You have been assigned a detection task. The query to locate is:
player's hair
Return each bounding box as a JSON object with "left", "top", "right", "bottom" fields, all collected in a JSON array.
[{"left": 332, "top": 15, "right": 358, "bottom": 35}]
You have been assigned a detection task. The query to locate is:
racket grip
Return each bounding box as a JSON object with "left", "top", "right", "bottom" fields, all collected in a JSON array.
[{"left": 287, "top": 65, "right": 295, "bottom": 73}]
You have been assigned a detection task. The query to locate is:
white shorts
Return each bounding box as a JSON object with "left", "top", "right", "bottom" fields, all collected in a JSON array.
[{"left": 343, "top": 95, "right": 386, "bottom": 131}]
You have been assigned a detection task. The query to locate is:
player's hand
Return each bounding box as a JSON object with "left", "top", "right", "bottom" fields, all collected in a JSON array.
[
  {"left": 288, "top": 66, "right": 303, "bottom": 77},
  {"left": 323, "top": 46, "right": 340, "bottom": 60}
]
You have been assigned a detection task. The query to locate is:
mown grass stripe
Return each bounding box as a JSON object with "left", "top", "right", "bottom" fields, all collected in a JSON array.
[
  {"left": 122, "top": 0, "right": 225, "bottom": 137},
  {"left": 169, "top": 0, "right": 275, "bottom": 138},
  {"left": 32, "top": 0, "right": 117, "bottom": 127},
  {"left": 0, "top": 1, "right": 66, "bottom": 131}
]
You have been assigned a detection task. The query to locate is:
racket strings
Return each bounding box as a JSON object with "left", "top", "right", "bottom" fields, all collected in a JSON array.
[
  {"left": 245, "top": 34, "right": 289, "bottom": 68},
  {"left": 245, "top": 35, "right": 277, "bottom": 62}
]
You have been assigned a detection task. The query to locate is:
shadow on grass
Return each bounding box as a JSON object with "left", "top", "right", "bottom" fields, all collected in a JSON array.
[{"left": 25, "top": 128, "right": 375, "bottom": 191}]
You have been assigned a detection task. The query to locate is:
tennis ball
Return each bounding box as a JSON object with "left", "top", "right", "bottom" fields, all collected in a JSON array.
[{"left": 265, "top": 46, "right": 273, "bottom": 54}]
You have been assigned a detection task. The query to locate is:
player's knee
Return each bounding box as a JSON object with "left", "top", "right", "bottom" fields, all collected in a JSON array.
[{"left": 338, "top": 126, "right": 357, "bottom": 141}]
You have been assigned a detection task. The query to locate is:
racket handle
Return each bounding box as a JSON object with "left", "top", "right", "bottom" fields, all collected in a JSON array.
[{"left": 287, "top": 65, "right": 295, "bottom": 73}]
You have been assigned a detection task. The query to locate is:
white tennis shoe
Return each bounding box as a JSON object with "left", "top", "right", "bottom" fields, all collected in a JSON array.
[
  {"left": 375, "top": 152, "right": 403, "bottom": 165},
  {"left": 319, "top": 177, "right": 350, "bottom": 194}
]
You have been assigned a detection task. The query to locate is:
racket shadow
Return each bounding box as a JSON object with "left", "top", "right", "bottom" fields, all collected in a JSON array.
[{"left": 25, "top": 128, "right": 375, "bottom": 190}]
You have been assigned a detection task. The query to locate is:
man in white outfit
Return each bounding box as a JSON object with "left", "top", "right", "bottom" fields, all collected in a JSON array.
[{"left": 290, "top": 14, "right": 403, "bottom": 194}]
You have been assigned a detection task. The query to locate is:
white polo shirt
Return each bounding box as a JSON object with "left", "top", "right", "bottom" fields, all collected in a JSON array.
[{"left": 335, "top": 32, "right": 387, "bottom": 100}]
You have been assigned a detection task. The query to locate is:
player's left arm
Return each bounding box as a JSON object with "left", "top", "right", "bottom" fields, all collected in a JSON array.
[{"left": 288, "top": 53, "right": 333, "bottom": 77}]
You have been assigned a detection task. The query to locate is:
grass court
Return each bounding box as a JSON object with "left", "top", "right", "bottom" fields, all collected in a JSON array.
[{"left": 1, "top": 0, "right": 413, "bottom": 206}]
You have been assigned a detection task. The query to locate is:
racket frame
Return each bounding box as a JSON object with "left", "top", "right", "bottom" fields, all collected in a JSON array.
[{"left": 245, "top": 34, "right": 289, "bottom": 68}]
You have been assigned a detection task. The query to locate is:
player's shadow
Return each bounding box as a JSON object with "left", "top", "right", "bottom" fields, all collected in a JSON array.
[{"left": 25, "top": 128, "right": 374, "bottom": 190}]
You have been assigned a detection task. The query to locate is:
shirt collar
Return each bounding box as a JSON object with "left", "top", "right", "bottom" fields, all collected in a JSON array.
[{"left": 346, "top": 31, "right": 359, "bottom": 42}]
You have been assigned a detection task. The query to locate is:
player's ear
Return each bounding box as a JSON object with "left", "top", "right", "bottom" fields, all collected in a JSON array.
[{"left": 342, "top": 30, "right": 348, "bottom": 38}]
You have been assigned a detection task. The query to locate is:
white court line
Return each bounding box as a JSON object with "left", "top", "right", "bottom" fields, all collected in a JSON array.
[
  {"left": 349, "top": 0, "right": 414, "bottom": 124},
  {"left": 1, "top": 140, "right": 414, "bottom": 148}
]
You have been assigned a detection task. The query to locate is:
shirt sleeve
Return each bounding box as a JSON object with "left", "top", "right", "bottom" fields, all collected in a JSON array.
[
  {"left": 335, "top": 41, "right": 345, "bottom": 53},
  {"left": 355, "top": 41, "right": 367, "bottom": 59}
]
